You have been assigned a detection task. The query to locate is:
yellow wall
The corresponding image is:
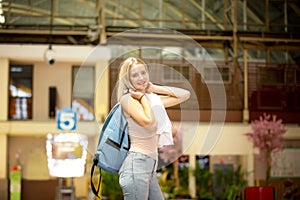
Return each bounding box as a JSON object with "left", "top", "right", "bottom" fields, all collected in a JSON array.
[
  {"left": 0, "top": 44, "right": 110, "bottom": 182},
  {"left": 33, "top": 62, "right": 72, "bottom": 120}
]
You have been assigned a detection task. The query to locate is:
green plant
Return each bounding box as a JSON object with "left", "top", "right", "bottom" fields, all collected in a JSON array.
[
  {"left": 213, "top": 165, "right": 247, "bottom": 200},
  {"left": 101, "top": 171, "right": 123, "bottom": 200},
  {"left": 175, "top": 165, "right": 190, "bottom": 198},
  {"left": 223, "top": 165, "right": 247, "bottom": 200},
  {"left": 160, "top": 166, "right": 177, "bottom": 199},
  {"left": 159, "top": 164, "right": 190, "bottom": 199},
  {"left": 194, "top": 163, "right": 213, "bottom": 199}
]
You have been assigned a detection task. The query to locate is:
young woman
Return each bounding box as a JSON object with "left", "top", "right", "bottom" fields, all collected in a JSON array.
[{"left": 117, "top": 57, "right": 190, "bottom": 200}]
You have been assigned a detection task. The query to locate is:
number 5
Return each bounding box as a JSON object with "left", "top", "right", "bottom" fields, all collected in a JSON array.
[{"left": 59, "top": 112, "right": 76, "bottom": 130}]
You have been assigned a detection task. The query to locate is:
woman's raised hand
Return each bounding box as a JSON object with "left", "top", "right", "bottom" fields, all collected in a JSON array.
[
  {"left": 146, "top": 82, "right": 154, "bottom": 93},
  {"left": 130, "top": 90, "right": 144, "bottom": 101}
]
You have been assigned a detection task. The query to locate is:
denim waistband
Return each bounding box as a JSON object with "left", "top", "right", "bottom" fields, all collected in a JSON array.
[
  {"left": 128, "top": 151, "right": 157, "bottom": 161},
  {"left": 127, "top": 151, "right": 157, "bottom": 174}
]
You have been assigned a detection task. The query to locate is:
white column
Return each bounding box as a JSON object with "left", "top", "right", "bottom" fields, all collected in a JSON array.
[
  {"left": 247, "top": 150, "right": 254, "bottom": 186},
  {"left": 0, "top": 58, "right": 9, "bottom": 121},
  {"left": 243, "top": 49, "right": 249, "bottom": 122},
  {"left": 0, "top": 133, "right": 8, "bottom": 199},
  {"left": 0, "top": 134, "right": 7, "bottom": 179},
  {"left": 95, "top": 60, "right": 110, "bottom": 124},
  {"left": 189, "top": 154, "right": 196, "bottom": 198}
]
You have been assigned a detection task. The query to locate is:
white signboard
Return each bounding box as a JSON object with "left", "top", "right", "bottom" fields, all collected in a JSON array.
[{"left": 46, "top": 133, "right": 88, "bottom": 177}]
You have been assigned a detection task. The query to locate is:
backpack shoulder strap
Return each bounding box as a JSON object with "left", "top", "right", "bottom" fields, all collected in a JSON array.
[
  {"left": 90, "top": 158, "right": 103, "bottom": 199},
  {"left": 99, "top": 103, "right": 120, "bottom": 142}
]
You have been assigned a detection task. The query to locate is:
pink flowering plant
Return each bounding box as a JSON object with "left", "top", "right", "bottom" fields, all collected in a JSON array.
[
  {"left": 159, "top": 125, "right": 183, "bottom": 164},
  {"left": 245, "top": 113, "right": 286, "bottom": 185},
  {"left": 159, "top": 125, "right": 183, "bottom": 183},
  {"left": 159, "top": 125, "right": 193, "bottom": 198}
]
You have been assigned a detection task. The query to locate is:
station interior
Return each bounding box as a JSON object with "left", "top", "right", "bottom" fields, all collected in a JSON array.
[{"left": 0, "top": 0, "right": 300, "bottom": 199}]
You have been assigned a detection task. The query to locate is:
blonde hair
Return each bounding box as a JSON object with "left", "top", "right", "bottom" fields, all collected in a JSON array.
[{"left": 117, "top": 57, "right": 148, "bottom": 101}]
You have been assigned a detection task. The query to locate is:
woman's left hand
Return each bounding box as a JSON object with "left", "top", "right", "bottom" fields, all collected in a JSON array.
[
  {"left": 146, "top": 82, "right": 154, "bottom": 93},
  {"left": 130, "top": 90, "right": 144, "bottom": 101}
]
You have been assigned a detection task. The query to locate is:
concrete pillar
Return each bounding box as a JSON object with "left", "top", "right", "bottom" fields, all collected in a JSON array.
[
  {"left": 0, "top": 134, "right": 8, "bottom": 200},
  {"left": 0, "top": 58, "right": 9, "bottom": 200},
  {"left": 247, "top": 150, "right": 255, "bottom": 186},
  {"left": 95, "top": 60, "right": 110, "bottom": 124},
  {"left": 0, "top": 58, "right": 9, "bottom": 121},
  {"left": 189, "top": 154, "right": 196, "bottom": 198},
  {"left": 243, "top": 49, "right": 249, "bottom": 122}
]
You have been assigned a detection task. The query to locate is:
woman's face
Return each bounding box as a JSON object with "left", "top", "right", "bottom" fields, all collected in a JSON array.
[{"left": 129, "top": 63, "right": 149, "bottom": 92}]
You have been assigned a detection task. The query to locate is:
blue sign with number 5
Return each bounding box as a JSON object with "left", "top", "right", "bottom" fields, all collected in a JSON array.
[{"left": 57, "top": 107, "right": 77, "bottom": 131}]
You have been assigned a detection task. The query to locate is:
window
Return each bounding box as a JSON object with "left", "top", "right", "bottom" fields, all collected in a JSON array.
[
  {"left": 203, "top": 66, "right": 231, "bottom": 84},
  {"left": 259, "top": 67, "right": 284, "bottom": 85},
  {"left": 163, "top": 66, "right": 190, "bottom": 82},
  {"left": 9, "top": 65, "right": 33, "bottom": 120},
  {"left": 72, "top": 66, "right": 95, "bottom": 121}
]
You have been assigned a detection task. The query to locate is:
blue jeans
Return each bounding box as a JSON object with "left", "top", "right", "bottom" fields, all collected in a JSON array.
[{"left": 118, "top": 152, "right": 164, "bottom": 200}]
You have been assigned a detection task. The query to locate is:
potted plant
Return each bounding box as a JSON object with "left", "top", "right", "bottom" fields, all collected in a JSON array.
[{"left": 244, "top": 113, "right": 286, "bottom": 186}]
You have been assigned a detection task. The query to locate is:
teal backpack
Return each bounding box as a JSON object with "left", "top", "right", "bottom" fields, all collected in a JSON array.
[{"left": 90, "top": 103, "right": 130, "bottom": 197}]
